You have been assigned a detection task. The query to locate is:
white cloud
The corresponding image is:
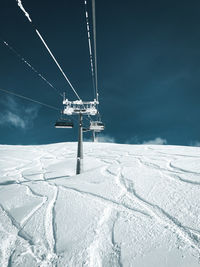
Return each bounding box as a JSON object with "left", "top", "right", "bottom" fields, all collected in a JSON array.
[
  {"left": 189, "top": 141, "right": 200, "bottom": 147},
  {"left": 25, "top": 106, "right": 40, "bottom": 120},
  {"left": 125, "top": 136, "right": 167, "bottom": 145},
  {"left": 98, "top": 134, "right": 115, "bottom": 143},
  {"left": 143, "top": 137, "right": 167, "bottom": 145},
  {"left": 0, "top": 96, "right": 40, "bottom": 129},
  {"left": 0, "top": 111, "right": 26, "bottom": 129},
  {"left": 84, "top": 134, "right": 115, "bottom": 143}
]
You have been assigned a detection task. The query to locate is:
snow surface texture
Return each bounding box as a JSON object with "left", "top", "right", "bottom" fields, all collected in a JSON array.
[{"left": 0, "top": 142, "right": 200, "bottom": 267}]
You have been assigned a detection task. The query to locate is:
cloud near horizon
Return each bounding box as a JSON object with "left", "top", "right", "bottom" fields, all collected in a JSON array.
[
  {"left": 97, "top": 134, "right": 115, "bottom": 143},
  {"left": 142, "top": 137, "right": 167, "bottom": 145},
  {"left": 0, "top": 96, "right": 40, "bottom": 129},
  {"left": 84, "top": 134, "right": 115, "bottom": 143},
  {"left": 125, "top": 136, "right": 167, "bottom": 145},
  {"left": 189, "top": 141, "right": 200, "bottom": 147}
]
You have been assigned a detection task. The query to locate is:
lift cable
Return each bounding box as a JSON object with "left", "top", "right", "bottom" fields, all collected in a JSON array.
[
  {"left": 0, "top": 87, "right": 60, "bottom": 111},
  {"left": 16, "top": 1, "right": 99, "bottom": 126},
  {"left": 83, "top": 0, "right": 101, "bottom": 123},
  {"left": 16, "top": 0, "right": 81, "bottom": 100},
  {"left": 2, "top": 38, "right": 92, "bottom": 122},
  {"left": 83, "top": 0, "right": 96, "bottom": 99},
  {"left": 92, "top": 0, "right": 101, "bottom": 121},
  {"left": 2, "top": 40, "right": 63, "bottom": 98},
  {"left": 92, "top": 0, "right": 99, "bottom": 103},
  {"left": 35, "top": 30, "right": 81, "bottom": 100}
]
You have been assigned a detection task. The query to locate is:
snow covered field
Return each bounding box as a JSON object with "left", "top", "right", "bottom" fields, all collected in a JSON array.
[{"left": 0, "top": 142, "right": 200, "bottom": 267}]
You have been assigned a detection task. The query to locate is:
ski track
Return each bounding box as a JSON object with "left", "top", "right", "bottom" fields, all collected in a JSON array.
[
  {"left": 162, "top": 172, "right": 200, "bottom": 186},
  {"left": 115, "top": 169, "right": 200, "bottom": 256},
  {"left": 0, "top": 152, "right": 60, "bottom": 265},
  {"left": 44, "top": 184, "right": 58, "bottom": 264},
  {"left": 0, "top": 203, "right": 42, "bottom": 264},
  {"left": 59, "top": 184, "right": 150, "bottom": 219},
  {"left": 0, "top": 228, "right": 16, "bottom": 267},
  {"left": 2, "top": 154, "right": 127, "bottom": 266},
  {"left": 1, "top": 144, "right": 200, "bottom": 265},
  {"left": 87, "top": 207, "right": 112, "bottom": 267},
  {"left": 110, "top": 212, "right": 123, "bottom": 267},
  {"left": 84, "top": 165, "right": 123, "bottom": 267},
  {"left": 87, "top": 208, "right": 122, "bottom": 267},
  {"left": 169, "top": 161, "right": 200, "bottom": 175},
  {"left": 85, "top": 161, "right": 125, "bottom": 267},
  {"left": 36, "top": 149, "right": 59, "bottom": 264},
  {"left": 20, "top": 185, "right": 48, "bottom": 226},
  {"left": 0, "top": 179, "right": 47, "bottom": 229},
  {"left": 101, "top": 155, "right": 200, "bottom": 256},
  {"left": 7, "top": 248, "right": 16, "bottom": 267},
  {"left": 136, "top": 156, "right": 200, "bottom": 186}
]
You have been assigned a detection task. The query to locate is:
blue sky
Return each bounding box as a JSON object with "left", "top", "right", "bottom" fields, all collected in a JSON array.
[{"left": 0, "top": 0, "right": 200, "bottom": 146}]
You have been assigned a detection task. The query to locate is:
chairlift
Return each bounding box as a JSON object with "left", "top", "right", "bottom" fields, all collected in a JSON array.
[
  {"left": 55, "top": 119, "right": 74, "bottom": 128},
  {"left": 89, "top": 121, "right": 105, "bottom": 132}
]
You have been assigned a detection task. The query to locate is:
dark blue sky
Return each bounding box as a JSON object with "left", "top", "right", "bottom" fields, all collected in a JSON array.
[{"left": 1, "top": 0, "right": 200, "bottom": 146}]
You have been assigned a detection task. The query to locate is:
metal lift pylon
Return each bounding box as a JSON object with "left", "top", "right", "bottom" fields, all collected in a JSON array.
[
  {"left": 92, "top": 130, "right": 97, "bottom": 142},
  {"left": 62, "top": 97, "right": 98, "bottom": 174},
  {"left": 55, "top": 97, "right": 105, "bottom": 174},
  {"left": 76, "top": 113, "right": 83, "bottom": 174}
]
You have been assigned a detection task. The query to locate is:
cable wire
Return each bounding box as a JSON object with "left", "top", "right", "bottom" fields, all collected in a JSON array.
[
  {"left": 15, "top": 1, "right": 99, "bottom": 124},
  {"left": 35, "top": 30, "right": 81, "bottom": 100},
  {"left": 84, "top": 0, "right": 96, "bottom": 99},
  {"left": 2, "top": 40, "right": 63, "bottom": 98},
  {"left": 92, "top": 0, "right": 99, "bottom": 102},
  {"left": 84, "top": 0, "right": 98, "bottom": 122},
  {"left": 16, "top": 0, "right": 81, "bottom": 100},
  {"left": 0, "top": 88, "right": 60, "bottom": 111}
]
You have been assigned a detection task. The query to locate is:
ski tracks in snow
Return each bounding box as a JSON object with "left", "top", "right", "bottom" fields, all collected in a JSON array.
[
  {"left": 100, "top": 151, "right": 200, "bottom": 257},
  {"left": 85, "top": 160, "right": 126, "bottom": 267},
  {"left": 1, "top": 144, "right": 200, "bottom": 265},
  {"left": 87, "top": 208, "right": 122, "bottom": 267},
  {"left": 87, "top": 207, "right": 112, "bottom": 267},
  {"left": 135, "top": 153, "right": 200, "bottom": 186},
  {"left": 0, "top": 149, "right": 60, "bottom": 266},
  {"left": 44, "top": 184, "right": 58, "bottom": 264},
  {"left": 0, "top": 203, "right": 43, "bottom": 265},
  {"left": 116, "top": 167, "right": 200, "bottom": 256}
]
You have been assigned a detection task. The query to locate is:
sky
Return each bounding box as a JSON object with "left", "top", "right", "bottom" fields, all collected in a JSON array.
[{"left": 0, "top": 0, "right": 200, "bottom": 146}]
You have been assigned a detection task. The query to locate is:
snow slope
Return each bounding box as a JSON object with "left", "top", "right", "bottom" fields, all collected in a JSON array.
[{"left": 0, "top": 142, "right": 200, "bottom": 267}]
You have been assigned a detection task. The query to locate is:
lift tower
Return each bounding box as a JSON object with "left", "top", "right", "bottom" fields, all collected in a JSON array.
[{"left": 63, "top": 98, "right": 98, "bottom": 174}]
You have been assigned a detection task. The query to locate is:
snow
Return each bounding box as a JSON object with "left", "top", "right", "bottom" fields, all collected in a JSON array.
[{"left": 0, "top": 142, "right": 200, "bottom": 266}]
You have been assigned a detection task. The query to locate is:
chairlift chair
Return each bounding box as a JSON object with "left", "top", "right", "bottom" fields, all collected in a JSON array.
[
  {"left": 89, "top": 121, "right": 105, "bottom": 132},
  {"left": 55, "top": 119, "right": 74, "bottom": 128}
]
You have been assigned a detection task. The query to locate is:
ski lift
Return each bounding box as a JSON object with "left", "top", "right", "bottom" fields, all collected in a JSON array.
[
  {"left": 55, "top": 110, "right": 74, "bottom": 128},
  {"left": 63, "top": 99, "right": 98, "bottom": 115},
  {"left": 55, "top": 120, "right": 74, "bottom": 128},
  {"left": 55, "top": 113, "right": 74, "bottom": 128},
  {"left": 89, "top": 121, "right": 105, "bottom": 132}
]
